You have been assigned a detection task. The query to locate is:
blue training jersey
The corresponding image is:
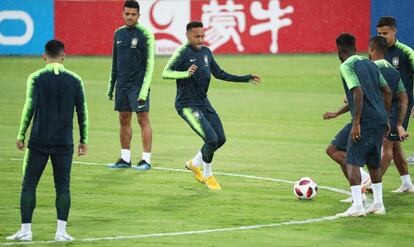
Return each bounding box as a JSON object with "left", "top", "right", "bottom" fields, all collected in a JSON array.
[
  {"left": 340, "top": 55, "right": 388, "bottom": 127},
  {"left": 162, "top": 43, "right": 252, "bottom": 109}
]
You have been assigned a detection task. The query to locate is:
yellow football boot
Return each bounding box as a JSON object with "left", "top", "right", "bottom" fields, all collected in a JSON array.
[
  {"left": 185, "top": 160, "right": 204, "bottom": 183},
  {"left": 204, "top": 175, "right": 222, "bottom": 190}
]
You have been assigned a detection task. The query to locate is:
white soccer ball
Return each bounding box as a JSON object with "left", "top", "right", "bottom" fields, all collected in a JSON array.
[{"left": 293, "top": 177, "right": 318, "bottom": 200}]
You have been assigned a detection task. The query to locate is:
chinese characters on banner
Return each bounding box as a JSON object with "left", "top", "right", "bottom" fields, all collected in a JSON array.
[{"left": 140, "top": 0, "right": 295, "bottom": 54}]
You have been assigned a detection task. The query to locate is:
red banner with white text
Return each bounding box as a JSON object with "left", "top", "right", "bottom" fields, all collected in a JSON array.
[{"left": 55, "top": 0, "right": 370, "bottom": 55}]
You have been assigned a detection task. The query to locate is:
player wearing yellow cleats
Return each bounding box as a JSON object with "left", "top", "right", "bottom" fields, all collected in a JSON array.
[
  {"left": 185, "top": 160, "right": 203, "bottom": 183},
  {"left": 204, "top": 175, "right": 222, "bottom": 190}
]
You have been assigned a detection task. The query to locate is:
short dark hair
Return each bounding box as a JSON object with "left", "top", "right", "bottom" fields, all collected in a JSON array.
[
  {"left": 45, "top": 39, "right": 64, "bottom": 58},
  {"left": 186, "top": 21, "right": 203, "bottom": 31},
  {"left": 369, "top": 36, "right": 388, "bottom": 55},
  {"left": 124, "top": 0, "right": 140, "bottom": 12},
  {"left": 377, "top": 16, "right": 396, "bottom": 28},
  {"left": 336, "top": 33, "right": 356, "bottom": 53}
]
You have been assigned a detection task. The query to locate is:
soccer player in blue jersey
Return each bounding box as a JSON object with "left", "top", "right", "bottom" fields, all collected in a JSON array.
[
  {"left": 107, "top": 0, "right": 155, "bottom": 170},
  {"left": 7, "top": 40, "right": 88, "bottom": 242},
  {"left": 162, "top": 21, "right": 261, "bottom": 190},
  {"left": 335, "top": 33, "right": 392, "bottom": 217},
  {"left": 368, "top": 36, "right": 410, "bottom": 184},
  {"left": 377, "top": 16, "right": 414, "bottom": 193},
  {"left": 324, "top": 101, "right": 371, "bottom": 203}
]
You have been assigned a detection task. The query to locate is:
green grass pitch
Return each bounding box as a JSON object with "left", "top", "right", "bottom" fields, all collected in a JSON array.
[{"left": 0, "top": 55, "right": 413, "bottom": 246}]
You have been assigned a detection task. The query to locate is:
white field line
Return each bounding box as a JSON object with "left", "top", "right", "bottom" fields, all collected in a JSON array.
[
  {"left": 1, "top": 158, "right": 360, "bottom": 246},
  {"left": 9, "top": 158, "right": 351, "bottom": 195},
  {"left": 0, "top": 216, "right": 339, "bottom": 246}
]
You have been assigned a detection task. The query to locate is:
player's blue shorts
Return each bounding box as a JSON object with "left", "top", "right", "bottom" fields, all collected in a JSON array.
[
  {"left": 331, "top": 123, "right": 352, "bottom": 151},
  {"left": 114, "top": 88, "right": 150, "bottom": 112},
  {"left": 387, "top": 103, "right": 412, "bottom": 141},
  {"left": 347, "top": 125, "right": 386, "bottom": 168}
]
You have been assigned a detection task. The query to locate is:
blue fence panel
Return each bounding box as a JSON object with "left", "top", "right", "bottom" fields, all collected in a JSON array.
[
  {"left": 0, "top": 0, "right": 54, "bottom": 55},
  {"left": 371, "top": 0, "right": 414, "bottom": 48}
]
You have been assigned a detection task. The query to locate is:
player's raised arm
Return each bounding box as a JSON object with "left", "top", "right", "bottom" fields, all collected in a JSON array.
[
  {"left": 16, "top": 75, "right": 38, "bottom": 150},
  {"left": 162, "top": 44, "right": 191, "bottom": 80},
  {"left": 210, "top": 55, "right": 255, "bottom": 83}
]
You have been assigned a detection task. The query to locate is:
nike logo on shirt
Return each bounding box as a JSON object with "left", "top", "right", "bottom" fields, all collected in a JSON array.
[
  {"left": 117, "top": 41, "right": 122, "bottom": 44},
  {"left": 190, "top": 59, "right": 196, "bottom": 62}
]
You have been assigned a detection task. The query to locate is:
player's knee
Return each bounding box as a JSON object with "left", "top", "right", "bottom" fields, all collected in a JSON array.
[
  {"left": 22, "top": 178, "right": 39, "bottom": 191},
  {"left": 138, "top": 117, "right": 150, "bottom": 127},
  {"left": 206, "top": 136, "right": 220, "bottom": 150},
  {"left": 21, "top": 185, "right": 36, "bottom": 193},
  {"left": 55, "top": 184, "right": 70, "bottom": 194},
  {"left": 119, "top": 112, "right": 131, "bottom": 126},
  {"left": 217, "top": 136, "right": 226, "bottom": 149}
]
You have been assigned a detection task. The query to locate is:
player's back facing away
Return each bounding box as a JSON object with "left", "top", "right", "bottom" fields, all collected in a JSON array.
[
  {"left": 340, "top": 55, "right": 388, "bottom": 127},
  {"left": 18, "top": 63, "right": 88, "bottom": 151}
]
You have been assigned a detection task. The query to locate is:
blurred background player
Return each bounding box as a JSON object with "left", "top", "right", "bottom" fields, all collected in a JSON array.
[
  {"left": 335, "top": 33, "right": 392, "bottom": 217},
  {"left": 107, "top": 0, "right": 155, "bottom": 170},
  {"left": 377, "top": 16, "right": 414, "bottom": 192},
  {"left": 7, "top": 40, "right": 88, "bottom": 242},
  {"left": 162, "top": 21, "right": 261, "bottom": 190}
]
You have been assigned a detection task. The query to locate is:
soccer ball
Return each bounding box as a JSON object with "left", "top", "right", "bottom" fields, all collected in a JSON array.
[{"left": 293, "top": 177, "right": 318, "bottom": 200}]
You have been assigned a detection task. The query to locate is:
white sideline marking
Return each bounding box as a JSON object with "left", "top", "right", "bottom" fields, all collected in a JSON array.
[
  {"left": 0, "top": 216, "right": 339, "bottom": 246},
  {"left": 2, "top": 158, "right": 358, "bottom": 246}
]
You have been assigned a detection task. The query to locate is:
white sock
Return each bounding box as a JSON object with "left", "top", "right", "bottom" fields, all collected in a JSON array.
[
  {"left": 57, "top": 220, "right": 67, "bottom": 233},
  {"left": 360, "top": 168, "right": 370, "bottom": 182},
  {"left": 203, "top": 161, "right": 212, "bottom": 178},
  {"left": 121, "top": 149, "right": 131, "bottom": 163},
  {"left": 192, "top": 151, "right": 202, "bottom": 167},
  {"left": 400, "top": 174, "right": 413, "bottom": 186},
  {"left": 142, "top": 152, "right": 151, "bottom": 164},
  {"left": 350, "top": 185, "right": 363, "bottom": 207},
  {"left": 21, "top": 223, "right": 31, "bottom": 233},
  {"left": 372, "top": 183, "right": 383, "bottom": 205}
]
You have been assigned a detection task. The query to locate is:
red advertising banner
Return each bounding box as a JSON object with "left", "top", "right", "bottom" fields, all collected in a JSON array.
[
  {"left": 55, "top": 0, "right": 370, "bottom": 55},
  {"left": 55, "top": 0, "right": 124, "bottom": 55},
  {"left": 191, "top": 0, "right": 370, "bottom": 54}
]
